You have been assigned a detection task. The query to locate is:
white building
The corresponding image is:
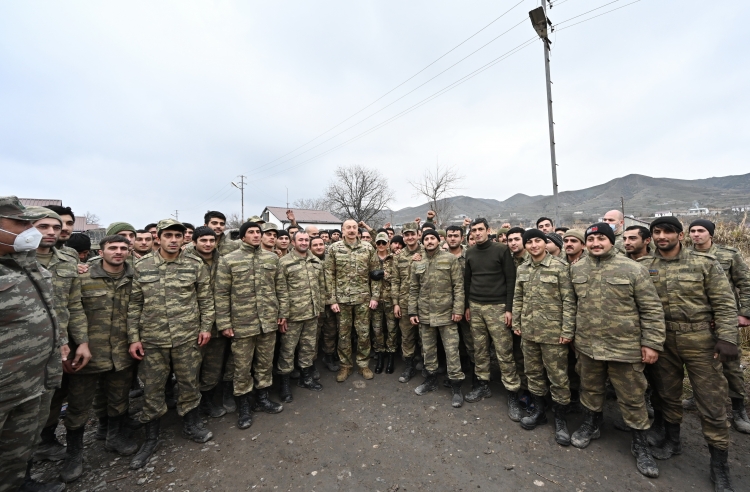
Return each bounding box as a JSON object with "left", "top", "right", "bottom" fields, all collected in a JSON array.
[{"left": 261, "top": 207, "right": 342, "bottom": 231}]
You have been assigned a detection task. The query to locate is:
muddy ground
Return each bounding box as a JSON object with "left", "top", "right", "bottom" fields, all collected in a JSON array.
[{"left": 34, "top": 359, "right": 750, "bottom": 492}]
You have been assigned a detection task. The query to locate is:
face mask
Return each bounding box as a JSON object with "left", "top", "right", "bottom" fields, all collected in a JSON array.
[
  {"left": 609, "top": 223, "right": 617, "bottom": 231},
  {"left": 0, "top": 226, "right": 44, "bottom": 252}
]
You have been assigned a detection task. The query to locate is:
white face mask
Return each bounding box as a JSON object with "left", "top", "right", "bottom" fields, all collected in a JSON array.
[
  {"left": 609, "top": 223, "right": 617, "bottom": 231},
  {"left": 0, "top": 226, "right": 44, "bottom": 252}
]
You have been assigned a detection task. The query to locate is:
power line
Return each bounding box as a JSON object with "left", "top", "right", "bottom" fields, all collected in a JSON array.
[
  {"left": 554, "top": 0, "right": 641, "bottom": 31},
  {"left": 553, "top": 0, "right": 626, "bottom": 27}
]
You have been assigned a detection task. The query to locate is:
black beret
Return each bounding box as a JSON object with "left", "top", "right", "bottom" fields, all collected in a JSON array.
[
  {"left": 522, "top": 228, "right": 547, "bottom": 245},
  {"left": 688, "top": 219, "right": 714, "bottom": 236},
  {"left": 650, "top": 216, "right": 683, "bottom": 233},
  {"left": 585, "top": 222, "right": 616, "bottom": 244}
]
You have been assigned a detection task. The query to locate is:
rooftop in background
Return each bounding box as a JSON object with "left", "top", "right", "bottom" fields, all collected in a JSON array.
[
  {"left": 18, "top": 198, "right": 100, "bottom": 231},
  {"left": 263, "top": 207, "right": 342, "bottom": 225}
]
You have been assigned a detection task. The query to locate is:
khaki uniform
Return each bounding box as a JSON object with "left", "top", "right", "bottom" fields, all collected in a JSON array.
[
  {"left": 408, "top": 249, "right": 465, "bottom": 380},
  {"left": 127, "top": 250, "right": 214, "bottom": 421},
  {"left": 571, "top": 249, "right": 665, "bottom": 429},
  {"left": 513, "top": 253, "right": 576, "bottom": 404},
  {"left": 390, "top": 244, "right": 424, "bottom": 359},
  {"left": 215, "top": 242, "right": 279, "bottom": 395},
  {"left": 314, "top": 252, "right": 337, "bottom": 356},
  {"left": 640, "top": 247, "right": 738, "bottom": 449},
  {"left": 614, "top": 230, "right": 626, "bottom": 254},
  {"left": 511, "top": 250, "right": 533, "bottom": 389},
  {"left": 372, "top": 252, "right": 397, "bottom": 353},
  {"left": 216, "top": 234, "right": 240, "bottom": 257}
]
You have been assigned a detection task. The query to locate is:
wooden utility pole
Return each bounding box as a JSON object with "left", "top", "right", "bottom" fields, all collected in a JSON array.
[{"left": 232, "top": 175, "right": 246, "bottom": 220}]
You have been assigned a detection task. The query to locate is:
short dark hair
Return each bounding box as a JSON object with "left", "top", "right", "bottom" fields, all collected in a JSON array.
[
  {"left": 136, "top": 229, "right": 149, "bottom": 234},
  {"left": 204, "top": 211, "right": 226, "bottom": 225},
  {"left": 507, "top": 226, "right": 525, "bottom": 238},
  {"left": 536, "top": 217, "right": 553, "bottom": 227},
  {"left": 320, "top": 230, "right": 330, "bottom": 237},
  {"left": 652, "top": 223, "right": 681, "bottom": 234},
  {"left": 44, "top": 205, "right": 74, "bottom": 219},
  {"left": 100, "top": 234, "right": 130, "bottom": 249},
  {"left": 470, "top": 218, "right": 489, "bottom": 230},
  {"left": 292, "top": 230, "right": 309, "bottom": 241},
  {"left": 390, "top": 235, "right": 405, "bottom": 248},
  {"left": 421, "top": 223, "right": 436, "bottom": 231},
  {"left": 555, "top": 227, "right": 569, "bottom": 233},
  {"left": 376, "top": 228, "right": 387, "bottom": 234},
  {"left": 192, "top": 226, "right": 217, "bottom": 242},
  {"left": 385, "top": 227, "right": 395, "bottom": 234},
  {"left": 625, "top": 225, "right": 651, "bottom": 240},
  {"left": 287, "top": 225, "right": 300, "bottom": 232},
  {"left": 182, "top": 222, "right": 195, "bottom": 231},
  {"left": 445, "top": 225, "right": 464, "bottom": 237},
  {"left": 310, "top": 236, "right": 324, "bottom": 246},
  {"left": 145, "top": 223, "right": 157, "bottom": 231}
]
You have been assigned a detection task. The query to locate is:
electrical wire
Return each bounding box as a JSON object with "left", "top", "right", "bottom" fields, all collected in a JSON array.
[
  {"left": 552, "top": 0, "right": 624, "bottom": 26},
  {"left": 554, "top": 0, "right": 640, "bottom": 31}
]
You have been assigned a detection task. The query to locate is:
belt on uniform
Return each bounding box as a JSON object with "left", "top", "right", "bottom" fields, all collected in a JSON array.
[{"left": 665, "top": 321, "right": 711, "bottom": 332}]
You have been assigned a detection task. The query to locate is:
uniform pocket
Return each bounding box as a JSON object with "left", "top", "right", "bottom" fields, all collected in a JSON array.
[{"left": 572, "top": 275, "right": 588, "bottom": 297}]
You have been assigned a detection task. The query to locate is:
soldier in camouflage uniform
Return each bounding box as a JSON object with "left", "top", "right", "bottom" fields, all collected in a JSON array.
[
  {"left": 310, "top": 236, "right": 339, "bottom": 372},
  {"left": 215, "top": 221, "right": 283, "bottom": 431},
  {"left": 325, "top": 219, "right": 381, "bottom": 382},
  {"left": 276, "top": 231, "right": 325, "bottom": 402},
  {"left": 569, "top": 223, "right": 663, "bottom": 479},
  {"left": 127, "top": 219, "right": 215, "bottom": 470},
  {"left": 408, "top": 230, "right": 465, "bottom": 407},
  {"left": 0, "top": 197, "right": 65, "bottom": 492},
  {"left": 204, "top": 211, "right": 240, "bottom": 257},
  {"left": 43, "top": 204, "right": 80, "bottom": 261},
  {"left": 504, "top": 227, "right": 530, "bottom": 398},
  {"left": 512, "top": 229, "right": 576, "bottom": 445},
  {"left": 602, "top": 210, "right": 627, "bottom": 254},
  {"left": 687, "top": 219, "right": 750, "bottom": 434},
  {"left": 640, "top": 217, "right": 739, "bottom": 490},
  {"left": 391, "top": 222, "right": 424, "bottom": 383},
  {"left": 59, "top": 235, "right": 139, "bottom": 482},
  {"left": 372, "top": 232, "right": 397, "bottom": 374},
  {"left": 563, "top": 229, "right": 587, "bottom": 265}
]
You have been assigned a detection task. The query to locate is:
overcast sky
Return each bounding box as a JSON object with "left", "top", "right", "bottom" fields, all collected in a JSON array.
[{"left": 2, "top": 1, "right": 747, "bottom": 227}]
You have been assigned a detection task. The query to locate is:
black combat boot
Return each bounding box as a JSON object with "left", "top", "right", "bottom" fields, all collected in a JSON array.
[
  {"left": 385, "top": 353, "right": 395, "bottom": 374},
  {"left": 570, "top": 408, "right": 603, "bottom": 449},
  {"left": 199, "top": 388, "right": 227, "bottom": 418},
  {"left": 253, "top": 388, "right": 284, "bottom": 414},
  {"left": 59, "top": 427, "right": 85, "bottom": 483},
  {"left": 645, "top": 389, "right": 655, "bottom": 419},
  {"left": 290, "top": 366, "right": 301, "bottom": 379},
  {"left": 323, "top": 353, "right": 339, "bottom": 372},
  {"left": 95, "top": 416, "right": 108, "bottom": 440},
  {"left": 651, "top": 421, "right": 682, "bottom": 460},
  {"left": 520, "top": 394, "right": 547, "bottom": 430},
  {"left": 104, "top": 414, "right": 138, "bottom": 456},
  {"left": 374, "top": 353, "right": 385, "bottom": 374},
  {"left": 279, "top": 375, "right": 293, "bottom": 403},
  {"left": 552, "top": 402, "right": 571, "bottom": 446},
  {"left": 222, "top": 381, "right": 237, "bottom": 413},
  {"left": 507, "top": 391, "right": 523, "bottom": 422},
  {"left": 709, "top": 445, "right": 734, "bottom": 492},
  {"left": 20, "top": 460, "right": 65, "bottom": 492},
  {"left": 182, "top": 407, "right": 212, "bottom": 443},
  {"left": 465, "top": 379, "right": 491, "bottom": 403},
  {"left": 311, "top": 364, "right": 320, "bottom": 381},
  {"left": 129, "top": 419, "right": 160, "bottom": 469},
  {"left": 631, "top": 429, "right": 659, "bottom": 478},
  {"left": 298, "top": 366, "right": 323, "bottom": 391},
  {"left": 236, "top": 393, "right": 254, "bottom": 429},
  {"left": 450, "top": 379, "right": 464, "bottom": 408},
  {"left": 647, "top": 409, "right": 666, "bottom": 446},
  {"left": 415, "top": 371, "right": 438, "bottom": 395},
  {"left": 34, "top": 424, "right": 66, "bottom": 462},
  {"left": 731, "top": 398, "right": 750, "bottom": 434},
  {"left": 398, "top": 357, "right": 416, "bottom": 383}
]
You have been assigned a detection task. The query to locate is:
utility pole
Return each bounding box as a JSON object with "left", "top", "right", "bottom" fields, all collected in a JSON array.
[
  {"left": 232, "top": 175, "right": 246, "bottom": 220},
  {"left": 171, "top": 210, "right": 179, "bottom": 221},
  {"left": 529, "top": 2, "right": 559, "bottom": 225},
  {"left": 621, "top": 196, "right": 625, "bottom": 217}
]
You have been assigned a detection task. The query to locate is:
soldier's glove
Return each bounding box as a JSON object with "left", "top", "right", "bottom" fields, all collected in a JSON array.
[
  {"left": 713, "top": 340, "right": 739, "bottom": 362},
  {"left": 369, "top": 269, "right": 385, "bottom": 281}
]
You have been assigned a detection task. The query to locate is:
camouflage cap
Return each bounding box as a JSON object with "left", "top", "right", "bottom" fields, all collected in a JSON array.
[
  {"left": 0, "top": 196, "right": 47, "bottom": 221},
  {"left": 401, "top": 222, "right": 418, "bottom": 233},
  {"left": 262, "top": 222, "right": 278, "bottom": 233},
  {"left": 248, "top": 215, "right": 265, "bottom": 224},
  {"left": 375, "top": 232, "right": 389, "bottom": 243},
  {"left": 156, "top": 218, "right": 186, "bottom": 232},
  {"left": 24, "top": 206, "right": 63, "bottom": 224}
]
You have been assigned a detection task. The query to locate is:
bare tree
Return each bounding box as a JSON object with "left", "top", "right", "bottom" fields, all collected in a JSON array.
[
  {"left": 409, "top": 163, "right": 464, "bottom": 227},
  {"left": 324, "top": 164, "right": 394, "bottom": 224},
  {"left": 292, "top": 197, "right": 332, "bottom": 211},
  {"left": 84, "top": 211, "right": 100, "bottom": 225},
  {"left": 225, "top": 212, "right": 243, "bottom": 230}
]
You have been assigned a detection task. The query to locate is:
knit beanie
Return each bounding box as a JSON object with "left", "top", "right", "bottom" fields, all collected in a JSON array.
[
  {"left": 421, "top": 229, "right": 441, "bottom": 243},
  {"left": 585, "top": 222, "right": 616, "bottom": 244},
  {"left": 239, "top": 221, "right": 261, "bottom": 239},
  {"left": 650, "top": 216, "right": 683, "bottom": 233},
  {"left": 546, "top": 232, "right": 564, "bottom": 250},
  {"left": 106, "top": 222, "right": 136, "bottom": 236},
  {"left": 688, "top": 219, "right": 715, "bottom": 236},
  {"left": 522, "top": 228, "right": 548, "bottom": 245},
  {"left": 66, "top": 233, "right": 91, "bottom": 252},
  {"left": 563, "top": 229, "right": 585, "bottom": 243}
]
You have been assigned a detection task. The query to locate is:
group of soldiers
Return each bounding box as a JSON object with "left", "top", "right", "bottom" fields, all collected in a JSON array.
[{"left": 1, "top": 197, "right": 748, "bottom": 492}]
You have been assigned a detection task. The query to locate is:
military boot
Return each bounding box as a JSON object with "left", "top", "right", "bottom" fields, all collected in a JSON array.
[
  {"left": 385, "top": 353, "right": 395, "bottom": 374},
  {"left": 253, "top": 388, "right": 283, "bottom": 414},
  {"left": 415, "top": 371, "right": 438, "bottom": 395},
  {"left": 323, "top": 353, "right": 339, "bottom": 372},
  {"left": 507, "top": 391, "right": 523, "bottom": 422},
  {"left": 651, "top": 421, "right": 682, "bottom": 460},
  {"left": 130, "top": 419, "right": 160, "bottom": 469},
  {"left": 237, "top": 393, "right": 254, "bottom": 429},
  {"left": 631, "top": 429, "right": 659, "bottom": 478},
  {"left": 95, "top": 416, "right": 108, "bottom": 440},
  {"left": 571, "top": 408, "right": 603, "bottom": 449},
  {"left": 182, "top": 407, "right": 212, "bottom": 443},
  {"left": 450, "top": 379, "right": 464, "bottom": 408},
  {"left": 647, "top": 410, "right": 666, "bottom": 446},
  {"left": 398, "top": 357, "right": 416, "bottom": 383},
  {"left": 199, "top": 388, "right": 227, "bottom": 418},
  {"left": 645, "top": 389, "right": 655, "bottom": 419},
  {"left": 222, "top": 381, "right": 237, "bottom": 413},
  {"left": 731, "top": 398, "right": 750, "bottom": 434},
  {"left": 336, "top": 365, "right": 352, "bottom": 382},
  {"left": 290, "top": 367, "right": 301, "bottom": 379},
  {"left": 298, "top": 366, "right": 323, "bottom": 391},
  {"left": 682, "top": 396, "right": 697, "bottom": 411},
  {"left": 311, "top": 365, "right": 320, "bottom": 381},
  {"left": 359, "top": 366, "right": 374, "bottom": 380},
  {"left": 374, "top": 353, "right": 385, "bottom": 374},
  {"left": 465, "top": 380, "right": 491, "bottom": 403},
  {"left": 552, "top": 402, "right": 571, "bottom": 446},
  {"left": 104, "top": 414, "right": 138, "bottom": 456},
  {"left": 20, "top": 460, "right": 65, "bottom": 492},
  {"left": 34, "top": 425, "right": 66, "bottom": 462},
  {"left": 59, "top": 427, "right": 85, "bottom": 482},
  {"left": 279, "top": 375, "right": 293, "bottom": 403},
  {"left": 709, "top": 445, "right": 734, "bottom": 492},
  {"left": 520, "top": 394, "right": 547, "bottom": 430}
]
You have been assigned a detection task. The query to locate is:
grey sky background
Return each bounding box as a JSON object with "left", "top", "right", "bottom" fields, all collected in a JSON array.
[{"left": 2, "top": 1, "right": 748, "bottom": 227}]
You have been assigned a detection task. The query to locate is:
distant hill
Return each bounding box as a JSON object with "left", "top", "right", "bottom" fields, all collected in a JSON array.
[{"left": 389, "top": 173, "right": 750, "bottom": 226}]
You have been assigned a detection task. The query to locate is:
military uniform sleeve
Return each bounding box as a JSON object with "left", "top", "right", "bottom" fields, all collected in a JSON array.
[
  {"left": 324, "top": 248, "right": 337, "bottom": 305},
  {"left": 730, "top": 250, "right": 750, "bottom": 318},
  {"left": 705, "top": 259, "right": 740, "bottom": 344},
  {"left": 502, "top": 246, "right": 517, "bottom": 311},
  {"left": 369, "top": 248, "right": 381, "bottom": 303},
  {"left": 451, "top": 256, "right": 464, "bottom": 316},
  {"left": 275, "top": 262, "right": 290, "bottom": 320},
  {"left": 214, "top": 257, "right": 232, "bottom": 332},
  {"left": 408, "top": 264, "right": 420, "bottom": 318},
  {"left": 633, "top": 265, "right": 666, "bottom": 352},
  {"left": 317, "top": 260, "right": 325, "bottom": 312},
  {"left": 127, "top": 274, "right": 144, "bottom": 344},
  {"left": 196, "top": 262, "right": 215, "bottom": 333},
  {"left": 390, "top": 254, "right": 402, "bottom": 306},
  {"left": 559, "top": 265, "right": 576, "bottom": 341},
  {"left": 511, "top": 270, "right": 524, "bottom": 334}
]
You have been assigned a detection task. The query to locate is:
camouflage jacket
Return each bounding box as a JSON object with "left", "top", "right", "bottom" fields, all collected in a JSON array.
[
  {"left": 390, "top": 244, "right": 424, "bottom": 311},
  {"left": 183, "top": 245, "right": 222, "bottom": 336},
  {"left": 127, "top": 250, "right": 214, "bottom": 348},
  {"left": 513, "top": 253, "right": 576, "bottom": 343},
  {"left": 571, "top": 249, "right": 665, "bottom": 362},
  {"left": 276, "top": 250, "right": 324, "bottom": 322},
  {"left": 59, "top": 245, "right": 80, "bottom": 262},
  {"left": 513, "top": 250, "right": 530, "bottom": 269},
  {"left": 46, "top": 247, "right": 88, "bottom": 346},
  {"left": 215, "top": 242, "right": 279, "bottom": 338},
  {"left": 408, "top": 249, "right": 464, "bottom": 327},
  {"left": 324, "top": 239, "right": 381, "bottom": 305},
  {"left": 78, "top": 259, "right": 134, "bottom": 374},
  {"left": 216, "top": 234, "right": 240, "bottom": 257},
  {"left": 375, "top": 252, "right": 395, "bottom": 305},
  {"left": 691, "top": 243, "right": 750, "bottom": 318},
  {"left": 0, "top": 251, "right": 62, "bottom": 409},
  {"left": 639, "top": 246, "right": 738, "bottom": 344},
  {"left": 614, "top": 230, "right": 626, "bottom": 255}
]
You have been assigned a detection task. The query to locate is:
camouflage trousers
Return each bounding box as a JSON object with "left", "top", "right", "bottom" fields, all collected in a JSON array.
[
  {"left": 469, "top": 302, "right": 520, "bottom": 392},
  {"left": 420, "top": 323, "right": 464, "bottom": 381},
  {"left": 722, "top": 345, "right": 745, "bottom": 400},
  {"left": 458, "top": 318, "right": 474, "bottom": 363},
  {"left": 231, "top": 331, "right": 276, "bottom": 396},
  {"left": 398, "top": 311, "right": 420, "bottom": 359},
  {"left": 64, "top": 366, "right": 135, "bottom": 430},
  {"left": 279, "top": 318, "right": 318, "bottom": 374},
  {"left": 42, "top": 372, "right": 69, "bottom": 428},
  {"left": 140, "top": 342, "right": 202, "bottom": 422},
  {"left": 513, "top": 332, "right": 527, "bottom": 391},
  {"left": 522, "top": 339, "right": 570, "bottom": 404},
  {"left": 652, "top": 329, "right": 730, "bottom": 450},
  {"left": 372, "top": 301, "right": 398, "bottom": 353},
  {"left": 577, "top": 352, "right": 649, "bottom": 430},
  {"left": 0, "top": 395, "right": 43, "bottom": 492},
  {"left": 337, "top": 303, "right": 372, "bottom": 369},
  {"left": 318, "top": 305, "right": 338, "bottom": 356},
  {"left": 199, "top": 336, "right": 235, "bottom": 392}
]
